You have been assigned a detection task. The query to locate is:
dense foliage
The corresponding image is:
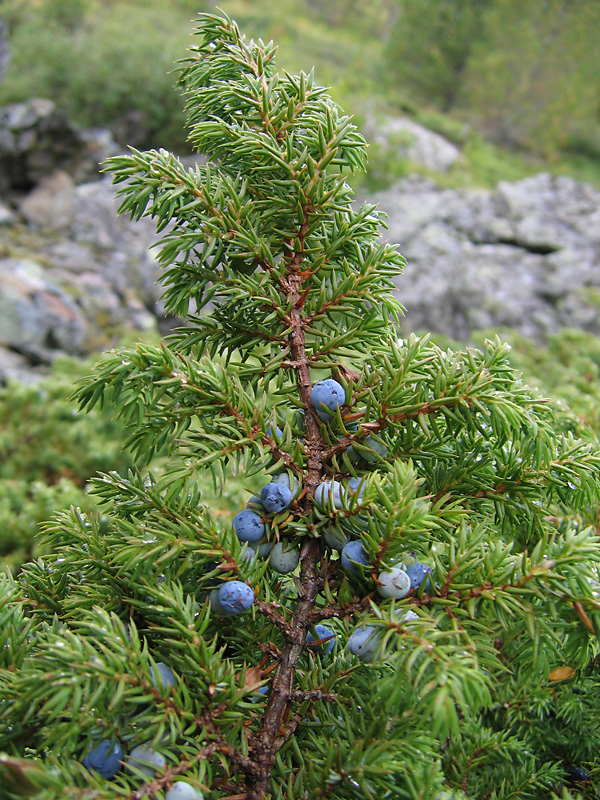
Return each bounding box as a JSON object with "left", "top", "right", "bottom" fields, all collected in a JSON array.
[
  {"left": 1, "top": 0, "right": 599, "bottom": 184},
  {"left": 2, "top": 12, "right": 600, "bottom": 800}
]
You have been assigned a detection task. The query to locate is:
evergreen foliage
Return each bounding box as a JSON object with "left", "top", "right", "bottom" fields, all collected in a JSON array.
[{"left": 2, "top": 13, "right": 600, "bottom": 799}]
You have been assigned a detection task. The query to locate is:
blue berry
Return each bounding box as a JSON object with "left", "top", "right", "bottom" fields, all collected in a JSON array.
[
  {"left": 82, "top": 739, "right": 123, "bottom": 779},
  {"left": 249, "top": 538, "right": 274, "bottom": 558},
  {"left": 165, "top": 783, "right": 204, "bottom": 800},
  {"left": 377, "top": 567, "right": 411, "bottom": 599},
  {"left": 323, "top": 526, "right": 349, "bottom": 549},
  {"left": 252, "top": 684, "right": 269, "bottom": 703},
  {"left": 347, "top": 476, "right": 366, "bottom": 496},
  {"left": 269, "top": 542, "right": 300, "bottom": 573},
  {"left": 347, "top": 626, "right": 381, "bottom": 662},
  {"left": 314, "top": 480, "right": 343, "bottom": 509},
  {"left": 266, "top": 422, "right": 283, "bottom": 441},
  {"left": 341, "top": 540, "right": 370, "bottom": 577},
  {"left": 569, "top": 767, "right": 590, "bottom": 783},
  {"left": 216, "top": 581, "right": 254, "bottom": 615},
  {"left": 150, "top": 662, "right": 176, "bottom": 688},
  {"left": 405, "top": 562, "right": 432, "bottom": 592},
  {"left": 358, "top": 435, "right": 388, "bottom": 462},
  {"left": 272, "top": 471, "right": 300, "bottom": 492},
  {"left": 261, "top": 482, "right": 293, "bottom": 513},
  {"left": 241, "top": 546, "right": 257, "bottom": 562},
  {"left": 311, "top": 379, "right": 345, "bottom": 421},
  {"left": 128, "top": 744, "right": 166, "bottom": 776},
  {"left": 233, "top": 509, "right": 265, "bottom": 543},
  {"left": 402, "top": 609, "right": 419, "bottom": 623},
  {"left": 307, "top": 624, "right": 335, "bottom": 655}
]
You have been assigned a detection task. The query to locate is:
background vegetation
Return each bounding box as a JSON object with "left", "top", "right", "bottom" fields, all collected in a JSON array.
[
  {"left": 1, "top": 0, "right": 599, "bottom": 186},
  {"left": 1, "top": 0, "right": 599, "bottom": 570}
]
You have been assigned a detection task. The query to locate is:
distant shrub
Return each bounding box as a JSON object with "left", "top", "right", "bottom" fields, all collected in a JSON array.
[
  {"left": 0, "top": 477, "right": 95, "bottom": 572},
  {"left": 384, "top": 0, "right": 491, "bottom": 111},
  {"left": 562, "top": 131, "right": 600, "bottom": 162},
  {"left": 385, "top": 0, "right": 600, "bottom": 159},
  {"left": 493, "top": 328, "right": 600, "bottom": 438},
  {"left": 457, "top": 0, "right": 600, "bottom": 156},
  {"left": 0, "top": 1, "right": 194, "bottom": 151}
]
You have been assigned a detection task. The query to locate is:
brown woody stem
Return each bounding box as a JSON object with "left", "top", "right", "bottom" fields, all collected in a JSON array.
[{"left": 245, "top": 219, "right": 331, "bottom": 798}]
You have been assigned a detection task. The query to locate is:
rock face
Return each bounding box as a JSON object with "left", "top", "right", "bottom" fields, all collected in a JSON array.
[
  {"left": 364, "top": 116, "right": 461, "bottom": 173},
  {"left": 0, "top": 99, "right": 120, "bottom": 195},
  {"left": 2, "top": 113, "right": 600, "bottom": 384},
  {"left": 370, "top": 173, "right": 600, "bottom": 342},
  {"left": 0, "top": 174, "right": 163, "bottom": 382}
]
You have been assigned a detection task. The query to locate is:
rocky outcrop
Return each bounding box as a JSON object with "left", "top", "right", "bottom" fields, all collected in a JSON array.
[
  {"left": 370, "top": 173, "right": 600, "bottom": 342},
  {"left": 2, "top": 120, "right": 600, "bottom": 384},
  {"left": 0, "top": 99, "right": 120, "bottom": 195},
  {"left": 0, "top": 173, "right": 163, "bottom": 382},
  {"left": 364, "top": 115, "right": 461, "bottom": 173}
]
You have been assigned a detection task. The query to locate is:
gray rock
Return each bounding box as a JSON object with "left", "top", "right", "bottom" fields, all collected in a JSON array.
[
  {"left": 68, "top": 177, "right": 163, "bottom": 308},
  {"left": 370, "top": 173, "right": 600, "bottom": 342},
  {"left": 0, "top": 258, "right": 90, "bottom": 356},
  {"left": 0, "top": 99, "right": 80, "bottom": 194},
  {"left": 0, "top": 346, "right": 48, "bottom": 386},
  {"left": 19, "top": 176, "right": 163, "bottom": 310},
  {"left": 0, "top": 99, "right": 120, "bottom": 195},
  {"left": 365, "top": 117, "right": 461, "bottom": 173},
  {"left": 40, "top": 240, "right": 99, "bottom": 274},
  {"left": 1, "top": 176, "right": 164, "bottom": 367},
  {"left": 19, "top": 170, "right": 76, "bottom": 231},
  {"left": 69, "top": 127, "right": 121, "bottom": 184}
]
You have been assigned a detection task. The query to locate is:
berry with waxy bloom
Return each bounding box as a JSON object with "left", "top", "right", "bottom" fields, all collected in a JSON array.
[
  {"left": 128, "top": 744, "right": 166, "bottom": 776},
  {"left": 81, "top": 739, "right": 123, "bottom": 779},
  {"left": 341, "top": 540, "right": 370, "bottom": 577},
  {"left": 233, "top": 508, "right": 265, "bottom": 543},
  {"left": 377, "top": 567, "right": 411, "bottom": 599},
  {"left": 346, "top": 476, "right": 366, "bottom": 501},
  {"left": 307, "top": 624, "right": 335, "bottom": 654},
  {"left": 249, "top": 538, "right": 274, "bottom": 557},
  {"left": 150, "top": 662, "right": 176, "bottom": 688},
  {"left": 266, "top": 422, "right": 283, "bottom": 441},
  {"left": 213, "top": 581, "right": 255, "bottom": 615},
  {"left": 311, "top": 378, "right": 345, "bottom": 421},
  {"left": 323, "top": 526, "right": 349, "bottom": 549},
  {"left": 314, "top": 480, "right": 343, "bottom": 509},
  {"left": 269, "top": 542, "right": 300, "bottom": 573},
  {"left": 347, "top": 626, "right": 381, "bottom": 662},
  {"left": 165, "top": 782, "right": 204, "bottom": 800},
  {"left": 359, "top": 435, "right": 388, "bottom": 462},
  {"left": 252, "top": 684, "right": 270, "bottom": 703},
  {"left": 261, "top": 482, "right": 292, "bottom": 513},
  {"left": 406, "top": 562, "right": 432, "bottom": 592}
]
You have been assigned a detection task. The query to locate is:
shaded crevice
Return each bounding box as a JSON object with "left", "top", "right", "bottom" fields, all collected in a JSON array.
[{"left": 481, "top": 236, "right": 560, "bottom": 256}]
